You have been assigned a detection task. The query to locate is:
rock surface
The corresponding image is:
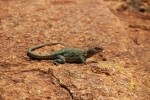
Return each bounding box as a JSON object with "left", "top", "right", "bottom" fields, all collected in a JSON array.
[{"left": 0, "top": 0, "right": 149, "bottom": 100}]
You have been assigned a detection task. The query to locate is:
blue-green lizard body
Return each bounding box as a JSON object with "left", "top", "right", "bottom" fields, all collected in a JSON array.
[{"left": 27, "top": 42, "right": 103, "bottom": 64}]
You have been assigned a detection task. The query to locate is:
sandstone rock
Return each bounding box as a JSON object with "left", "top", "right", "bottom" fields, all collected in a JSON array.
[{"left": 0, "top": 0, "right": 144, "bottom": 100}]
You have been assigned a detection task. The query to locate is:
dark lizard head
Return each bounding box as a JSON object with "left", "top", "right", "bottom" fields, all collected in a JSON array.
[{"left": 86, "top": 46, "right": 104, "bottom": 58}]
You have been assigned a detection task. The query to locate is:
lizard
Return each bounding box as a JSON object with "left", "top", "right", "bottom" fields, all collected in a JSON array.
[{"left": 27, "top": 42, "right": 104, "bottom": 64}]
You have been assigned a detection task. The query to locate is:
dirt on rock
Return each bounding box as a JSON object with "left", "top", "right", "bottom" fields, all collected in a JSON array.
[{"left": 0, "top": 0, "right": 149, "bottom": 100}]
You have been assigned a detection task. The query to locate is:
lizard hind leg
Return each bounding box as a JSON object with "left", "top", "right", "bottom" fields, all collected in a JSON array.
[{"left": 53, "top": 55, "right": 66, "bottom": 65}]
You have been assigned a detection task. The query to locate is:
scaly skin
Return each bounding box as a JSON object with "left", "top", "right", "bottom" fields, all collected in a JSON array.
[{"left": 27, "top": 42, "right": 103, "bottom": 64}]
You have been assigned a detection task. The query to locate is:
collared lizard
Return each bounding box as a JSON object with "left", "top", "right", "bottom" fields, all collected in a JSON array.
[{"left": 27, "top": 42, "right": 103, "bottom": 64}]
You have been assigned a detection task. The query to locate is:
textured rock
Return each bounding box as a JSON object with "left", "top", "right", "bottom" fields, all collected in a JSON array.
[{"left": 0, "top": 0, "right": 149, "bottom": 100}]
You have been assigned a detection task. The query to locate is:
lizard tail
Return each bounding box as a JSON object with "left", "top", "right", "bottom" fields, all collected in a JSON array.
[{"left": 27, "top": 42, "right": 66, "bottom": 60}]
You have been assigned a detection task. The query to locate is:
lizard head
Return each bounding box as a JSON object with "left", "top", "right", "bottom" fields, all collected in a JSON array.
[{"left": 86, "top": 46, "right": 103, "bottom": 58}]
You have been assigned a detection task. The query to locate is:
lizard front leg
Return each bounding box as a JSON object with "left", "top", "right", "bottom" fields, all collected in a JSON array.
[{"left": 78, "top": 55, "right": 86, "bottom": 63}]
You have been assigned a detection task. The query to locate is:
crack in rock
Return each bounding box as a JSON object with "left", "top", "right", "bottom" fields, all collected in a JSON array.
[
  {"left": 2, "top": 68, "right": 75, "bottom": 99},
  {"left": 48, "top": 69, "right": 75, "bottom": 100}
]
